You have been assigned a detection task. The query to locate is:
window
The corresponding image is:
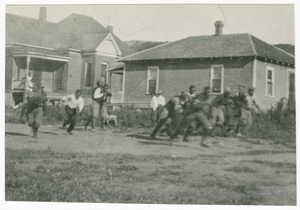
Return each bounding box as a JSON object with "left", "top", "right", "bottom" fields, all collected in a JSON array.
[
  {"left": 210, "top": 65, "right": 224, "bottom": 93},
  {"left": 146, "top": 66, "right": 159, "bottom": 94},
  {"left": 84, "top": 62, "right": 92, "bottom": 87},
  {"left": 266, "top": 67, "right": 274, "bottom": 97}
]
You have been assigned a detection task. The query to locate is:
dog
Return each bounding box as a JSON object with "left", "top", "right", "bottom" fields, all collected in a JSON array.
[{"left": 105, "top": 114, "right": 118, "bottom": 125}]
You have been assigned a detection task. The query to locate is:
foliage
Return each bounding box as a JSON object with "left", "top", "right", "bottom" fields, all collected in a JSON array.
[
  {"left": 110, "top": 105, "right": 152, "bottom": 128},
  {"left": 248, "top": 101, "right": 295, "bottom": 143}
]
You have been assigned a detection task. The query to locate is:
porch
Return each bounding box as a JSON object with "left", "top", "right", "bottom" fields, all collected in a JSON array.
[{"left": 8, "top": 44, "right": 70, "bottom": 106}]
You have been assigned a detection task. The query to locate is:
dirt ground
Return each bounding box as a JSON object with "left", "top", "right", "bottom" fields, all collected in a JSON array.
[{"left": 5, "top": 123, "right": 297, "bottom": 205}]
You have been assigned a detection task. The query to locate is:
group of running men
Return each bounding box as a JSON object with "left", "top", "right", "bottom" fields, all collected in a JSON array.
[
  {"left": 149, "top": 85, "right": 259, "bottom": 147},
  {"left": 20, "top": 81, "right": 112, "bottom": 138},
  {"left": 19, "top": 79, "right": 258, "bottom": 144}
]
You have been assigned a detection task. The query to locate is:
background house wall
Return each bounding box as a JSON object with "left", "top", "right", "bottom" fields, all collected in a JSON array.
[
  {"left": 5, "top": 48, "right": 15, "bottom": 91},
  {"left": 123, "top": 57, "right": 254, "bottom": 107},
  {"left": 66, "top": 51, "right": 82, "bottom": 95},
  {"left": 255, "top": 60, "right": 293, "bottom": 109}
]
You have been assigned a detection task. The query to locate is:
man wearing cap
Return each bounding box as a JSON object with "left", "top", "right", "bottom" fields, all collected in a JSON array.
[
  {"left": 156, "top": 90, "right": 165, "bottom": 121},
  {"left": 210, "top": 87, "right": 232, "bottom": 137},
  {"left": 236, "top": 87, "right": 259, "bottom": 137},
  {"left": 237, "top": 85, "right": 245, "bottom": 97},
  {"left": 170, "top": 86, "right": 212, "bottom": 146},
  {"left": 150, "top": 91, "right": 189, "bottom": 141},
  {"left": 85, "top": 81, "right": 104, "bottom": 130}
]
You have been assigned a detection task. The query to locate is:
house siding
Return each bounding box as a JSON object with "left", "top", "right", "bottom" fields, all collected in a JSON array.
[
  {"left": 255, "top": 60, "right": 293, "bottom": 109},
  {"left": 123, "top": 57, "right": 254, "bottom": 106},
  {"left": 5, "top": 48, "right": 14, "bottom": 91},
  {"left": 66, "top": 52, "right": 82, "bottom": 94}
]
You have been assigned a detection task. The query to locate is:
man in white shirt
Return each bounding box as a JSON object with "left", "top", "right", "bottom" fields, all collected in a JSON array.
[
  {"left": 62, "top": 89, "right": 85, "bottom": 135},
  {"left": 150, "top": 92, "right": 158, "bottom": 126},
  {"left": 156, "top": 90, "right": 165, "bottom": 121},
  {"left": 188, "top": 85, "right": 196, "bottom": 98},
  {"left": 85, "top": 81, "right": 104, "bottom": 130},
  {"left": 236, "top": 87, "right": 259, "bottom": 137}
]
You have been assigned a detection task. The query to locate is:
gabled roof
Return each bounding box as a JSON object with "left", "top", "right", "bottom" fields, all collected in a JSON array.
[
  {"left": 6, "top": 13, "right": 132, "bottom": 56},
  {"left": 57, "top": 13, "right": 108, "bottom": 34},
  {"left": 119, "top": 33, "right": 294, "bottom": 65}
]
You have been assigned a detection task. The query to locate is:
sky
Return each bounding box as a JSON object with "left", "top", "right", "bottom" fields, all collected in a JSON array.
[{"left": 5, "top": 4, "right": 295, "bottom": 45}]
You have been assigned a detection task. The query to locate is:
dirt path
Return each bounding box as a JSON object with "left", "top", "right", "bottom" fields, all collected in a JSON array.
[{"left": 5, "top": 123, "right": 297, "bottom": 205}]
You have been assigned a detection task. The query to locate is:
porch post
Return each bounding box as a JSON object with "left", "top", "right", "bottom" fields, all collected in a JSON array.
[
  {"left": 23, "top": 55, "right": 31, "bottom": 102},
  {"left": 121, "top": 65, "right": 126, "bottom": 103}
]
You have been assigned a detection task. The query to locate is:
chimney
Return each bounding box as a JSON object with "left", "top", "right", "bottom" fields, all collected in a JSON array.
[
  {"left": 214, "top": 21, "right": 224, "bottom": 36},
  {"left": 39, "top": 7, "right": 47, "bottom": 22},
  {"left": 107, "top": 26, "right": 113, "bottom": 33}
]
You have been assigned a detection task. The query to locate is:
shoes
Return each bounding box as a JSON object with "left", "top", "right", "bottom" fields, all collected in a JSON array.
[
  {"left": 236, "top": 132, "right": 243, "bottom": 137},
  {"left": 67, "top": 131, "right": 73, "bottom": 135},
  {"left": 201, "top": 141, "right": 209, "bottom": 147}
]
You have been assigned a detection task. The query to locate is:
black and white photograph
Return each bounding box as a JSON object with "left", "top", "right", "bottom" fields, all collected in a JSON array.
[{"left": 3, "top": 2, "right": 297, "bottom": 208}]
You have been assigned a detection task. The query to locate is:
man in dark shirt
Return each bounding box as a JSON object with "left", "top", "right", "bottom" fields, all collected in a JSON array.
[
  {"left": 210, "top": 88, "right": 232, "bottom": 137},
  {"left": 150, "top": 91, "right": 189, "bottom": 141},
  {"left": 85, "top": 81, "right": 104, "bottom": 130},
  {"left": 40, "top": 86, "right": 47, "bottom": 116},
  {"left": 170, "top": 86, "right": 212, "bottom": 146},
  {"left": 26, "top": 86, "right": 44, "bottom": 138},
  {"left": 100, "top": 84, "right": 112, "bottom": 130}
]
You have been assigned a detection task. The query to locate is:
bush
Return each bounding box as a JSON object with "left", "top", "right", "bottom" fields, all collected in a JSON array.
[
  {"left": 248, "top": 101, "right": 295, "bottom": 143},
  {"left": 111, "top": 105, "right": 152, "bottom": 128},
  {"left": 5, "top": 104, "right": 153, "bottom": 128}
]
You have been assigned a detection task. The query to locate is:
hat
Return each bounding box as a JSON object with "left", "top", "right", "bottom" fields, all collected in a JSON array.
[
  {"left": 238, "top": 85, "right": 245, "bottom": 88},
  {"left": 158, "top": 90, "right": 163, "bottom": 94},
  {"left": 96, "top": 81, "right": 102, "bottom": 86},
  {"left": 248, "top": 87, "right": 255, "bottom": 91}
]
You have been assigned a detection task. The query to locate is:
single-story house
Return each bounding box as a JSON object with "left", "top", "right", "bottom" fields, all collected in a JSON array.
[
  {"left": 118, "top": 21, "right": 295, "bottom": 110},
  {"left": 5, "top": 7, "right": 133, "bottom": 107}
]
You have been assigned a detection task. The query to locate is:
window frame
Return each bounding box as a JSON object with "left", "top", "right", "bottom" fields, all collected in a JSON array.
[
  {"left": 286, "top": 68, "right": 295, "bottom": 98},
  {"left": 210, "top": 65, "right": 224, "bottom": 94},
  {"left": 265, "top": 66, "right": 275, "bottom": 97},
  {"left": 83, "top": 62, "right": 92, "bottom": 89},
  {"left": 146, "top": 66, "right": 159, "bottom": 94}
]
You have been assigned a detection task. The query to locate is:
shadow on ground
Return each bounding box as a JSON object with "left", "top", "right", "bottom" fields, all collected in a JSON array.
[{"left": 5, "top": 132, "right": 31, "bottom": 137}]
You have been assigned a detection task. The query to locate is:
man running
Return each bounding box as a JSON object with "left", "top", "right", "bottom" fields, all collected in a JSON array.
[
  {"left": 170, "top": 86, "right": 212, "bottom": 147},
  {"left": 210, "top": 87, "right": 232, "bottom": 137},
  {"left": 236, "top": 87, "right": 259, "bottom": 137},
  {"left": 25, "top": 86, "right": 44, "bottom": 138},
  {"left": 150, "top": 91, "right": 189, "bottom": 141},
  {"left": 62, "top": 89, "right": 84, "bottom": 135}
]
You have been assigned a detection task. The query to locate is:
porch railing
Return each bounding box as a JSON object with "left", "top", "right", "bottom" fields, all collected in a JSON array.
[{"left": 12, "top": 79, "right": 25, "bottom": 90}]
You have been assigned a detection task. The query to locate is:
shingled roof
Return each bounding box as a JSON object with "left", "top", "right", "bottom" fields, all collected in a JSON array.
[
  {"left": 6, "top": 13, "right": 133, "bottom": 56},
  {"left": 119, "top": 33, "right": 294, "bottom": 65}
]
